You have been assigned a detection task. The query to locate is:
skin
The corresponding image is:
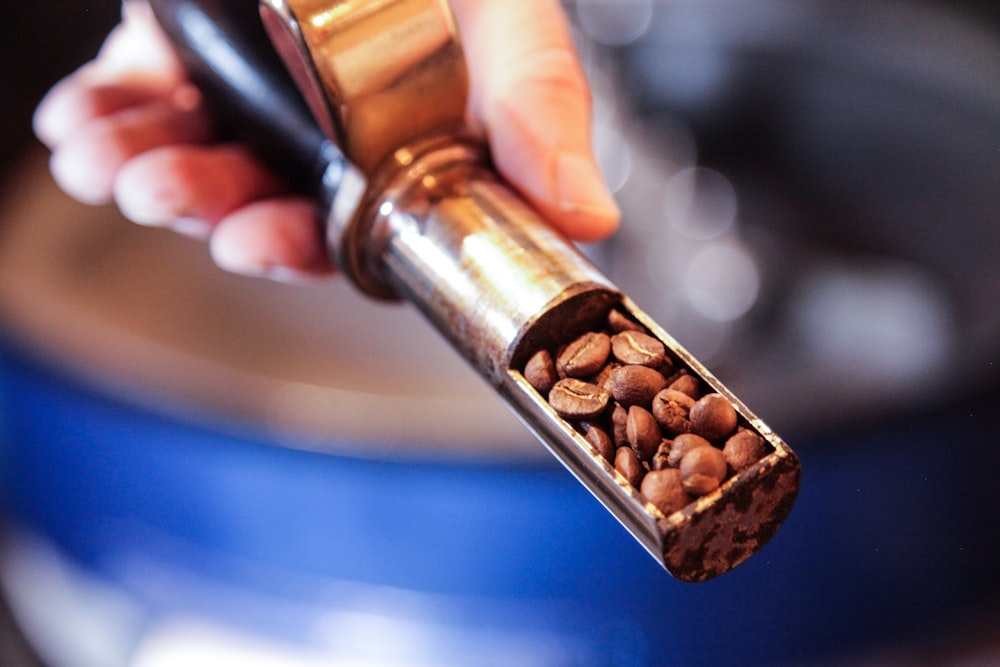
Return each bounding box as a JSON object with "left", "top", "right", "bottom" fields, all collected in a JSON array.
[{"left": 34, "top": 0, "right": 620, "bottom": 282}]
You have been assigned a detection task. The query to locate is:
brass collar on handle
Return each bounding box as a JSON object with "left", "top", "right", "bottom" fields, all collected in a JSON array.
[{"left": 260, "top": 0, "right": 469, "bottom": 176}]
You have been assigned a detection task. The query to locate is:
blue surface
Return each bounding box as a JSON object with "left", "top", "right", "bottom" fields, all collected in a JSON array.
[{"left": 1, "top": 344, "right": 998, "bottom": 666}]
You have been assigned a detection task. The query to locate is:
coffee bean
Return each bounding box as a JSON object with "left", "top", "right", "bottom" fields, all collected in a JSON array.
[
  {"left": 548, "top": 378, "right": 610, "bottom": 420},
  {"left": 690, "top": 393, "right": 738, "bottom": 443},
  {"left": 611, "top": 365, "right": 667, "bottom": 407},
  {"left": 525, "top": 309, "right": 771, "bottom": 522},
  {"left": 611, "top": 330, "right": 666, "bottom": 367},
  {"left": 652, "top": 389, "right": 695, "bottom": 436},
  {"left": 557, "top": 332, "right": 611, "bottom": 378},
  {"left": 592, "top": 361, "right": 622, "bottom": 395},
  {"left": 524, "top": 349, "right": 558, "bottom": 394},
  {"left": 583, "top": 423, "right": 615, "bottom": 463},
  {"left": 667, "top": 373, "right": 702, "bottom": 400},
  {"left": 723, "top": 429, "right": 770, "bottom": 473},
  {"left": 611, "top": 403, "right": 629, "bottom": 447},
  {"left": 615, "top": 446, "right": 647, "bottom": 488},
  {"left": 640, "top": 468, "right": 691, "bottom": 516},
  {"left": 607, "top": 309, "right": 645, "bottom": 333},
  {"left": 667, "top": 433, "right": 713, "bottom": 468},
  {"left": 651, "top": 439, "right": 673, "bottom": 471},
  {"left": 626, "top": 405, "right": 660, "bottom": 460},
  {"left": 680, "top": 445, "right": 728, "bottom": 496}
]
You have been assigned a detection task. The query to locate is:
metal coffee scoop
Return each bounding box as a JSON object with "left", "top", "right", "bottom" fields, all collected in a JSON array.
[{"left": 148, "top": 0, "right": 800, "bottom": 582}]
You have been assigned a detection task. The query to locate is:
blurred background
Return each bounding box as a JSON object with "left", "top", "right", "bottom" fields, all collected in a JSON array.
[{"left": 2, "top": 1, "right": 999, "bottom": 665}]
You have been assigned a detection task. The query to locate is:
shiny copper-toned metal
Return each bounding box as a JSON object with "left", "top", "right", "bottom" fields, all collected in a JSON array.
[
  {"left": 259, "top": 0, "right": 801, "bottom": 581},
  {"left": 261, "top": 0, "right": 467, "bottom": 175}
]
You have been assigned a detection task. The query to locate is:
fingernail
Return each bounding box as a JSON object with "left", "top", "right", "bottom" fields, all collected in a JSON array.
[
  {"left": 213, "top": 258, "right": 318, "bottom": 284},
  {"left": 51, "top": 145, "right": 114, "bottom": 205},
  {"left": 554, "top": 152, "right": 621, "bottom": 222},
  {"left": 264, "top": 266, "right": 314, "bottom": 284},
  {"left": 169, "top": 217, "right": 210, "bottom": 239}
]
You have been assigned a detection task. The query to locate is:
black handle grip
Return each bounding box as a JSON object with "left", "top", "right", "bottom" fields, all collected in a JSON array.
[{"left": 148, "top": 0, "right": 344, "bottom": 198}]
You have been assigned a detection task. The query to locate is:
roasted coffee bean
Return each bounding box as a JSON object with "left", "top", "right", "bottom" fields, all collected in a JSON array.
[
  {"left": 615, "top": 445, "right": 647, "bottom": 488},
  {"left": 651, "top": 439, "right": 673, "bottom": 471},
  {"left": 680, "top": 445, "right": 728, "bottom": 496},
  {"left": 611, "top": 403, "right": 629, "bottom": 447},
  {"left": 652, "top": 389, "right": 695, "bottom": 436},
  {"left": 667, "top": 433, "right": 713, "bottom": 468},
  {"left": 524, "top": 349, "right": 558, "bottom": 394},
  {"left": 690, "top": 393, "right": 738, "bottom": 443},
  {"left": 723, "top": 429, "right": 770, "bottom": 473},
  {"left": 640, "top": 468, "right": 691, "bottom": 516},
  {"left": 607, "top": 309, "right": 645, "bottom": 333},
  {"left": 592, "top": 361, "right": 622, "bottom": 395},
  {"left": 611, "top": 365, "right": 667, "bottom": 407},
  {"left": 583, "top": 423, "right": 616, "bottom": 463},
  {"left": 667, "top": 373, "right": 702, "bottom": 400},
  {"left": 626, "top": 405, "right": 661, "bottom": 460},
  {"left": 548, "top": 378, "right": 610, "bottom": 420},
  {"left": 556, "top": 331, "right": 611, "bottom": 378},
  {"left": 611, "top": 330, "right": 667, "bottom": 368},
  {"left": 526, "top": 311, "right": 770, "bottom": 519}
]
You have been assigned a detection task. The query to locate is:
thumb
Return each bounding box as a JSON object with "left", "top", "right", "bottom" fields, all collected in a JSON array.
[{"left": 451, "top": 0, "right": 620, "bottom": 243}]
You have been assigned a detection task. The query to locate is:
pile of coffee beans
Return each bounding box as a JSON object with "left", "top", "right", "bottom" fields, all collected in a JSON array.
[{"left": 522, "top": 309, "right": 772, "bottom": 517}]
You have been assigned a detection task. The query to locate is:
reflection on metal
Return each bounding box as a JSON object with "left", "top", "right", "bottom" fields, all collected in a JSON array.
[
  {"left": 256, "top": 0, "right": 799, "bottom": 580},
  {"left": 261, "top": 0, "right": 466, "bottom": 175}
]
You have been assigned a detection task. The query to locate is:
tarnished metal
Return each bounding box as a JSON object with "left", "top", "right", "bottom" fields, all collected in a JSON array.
[
  {"left": 260, "top": 0, "right": 801, "bottom": 580},
  {"left": 503, "top": 294, "right": 801, "bottom": 582}
]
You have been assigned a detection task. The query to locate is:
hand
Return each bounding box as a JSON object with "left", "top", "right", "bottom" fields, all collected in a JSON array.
[{"left": 34, "top": 0, "right": 620, "bottom": 282}]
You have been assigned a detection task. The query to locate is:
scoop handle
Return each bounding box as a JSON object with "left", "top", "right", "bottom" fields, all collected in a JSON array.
[
  {"left": 147, "top": 0, "right": 346, "bottom": 198},
  {"left": 146, "top": 0, "right": 802, "bottom": 583}
]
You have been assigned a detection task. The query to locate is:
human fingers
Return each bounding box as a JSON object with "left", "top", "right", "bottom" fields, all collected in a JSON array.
[
  {"left": 114, "top": 144, "right": 284, "bottom": 237},
  {"left": 33, "top": 73, "right": 174, "bottom": 150},
  {"left": 95, "top": 0, "right": 186, "bottom": 81},
  {"left": 451, "top": 0, "right": 620, "bottom": 243},
  {"left": 36, "top": 1, "right": 213, "bottom": 206},
  {"left": 209, "top": 198, "right": 334, "bottom": 281},
  {"left": 34, "top": 1, "right": 184, "bottom": 147},
  {"left": 47, "top": 89, "right": 212, "bottom": 205}
]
